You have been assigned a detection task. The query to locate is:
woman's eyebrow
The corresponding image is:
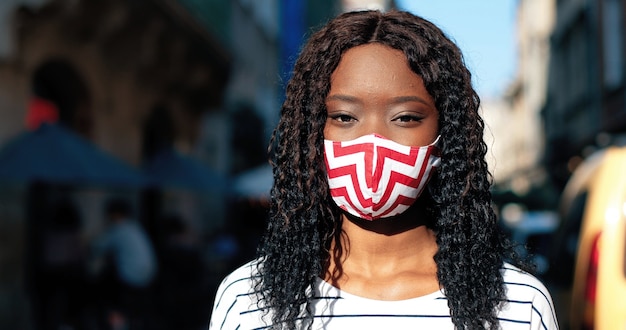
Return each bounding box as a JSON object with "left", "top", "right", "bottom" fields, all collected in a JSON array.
[
  {"left": 326, "top": 94, "right": 433, "bottom": 108},
  {"left": 326, "top": 94, "right": 360, "bottom": 103},
  {"left": 389, "top": 95, "right": 432, "bottom": 106}
]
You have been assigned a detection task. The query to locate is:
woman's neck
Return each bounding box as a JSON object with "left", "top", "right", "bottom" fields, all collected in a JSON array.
[
  {"left": 335, "top": 214, "right": 438, "bottom": 275},
  {"left": 323, "top": 209, "right": 441, "bottom": 300}
]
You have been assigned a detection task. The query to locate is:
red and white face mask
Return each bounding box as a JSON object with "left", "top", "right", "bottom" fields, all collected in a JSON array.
[{"left": 324, "top": 134, "right": 441, "bottom": 220}]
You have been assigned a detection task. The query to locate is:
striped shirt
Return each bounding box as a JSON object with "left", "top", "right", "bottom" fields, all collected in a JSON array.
[{"left": 209, "top": 260, "right": 559, "bottom": 330}]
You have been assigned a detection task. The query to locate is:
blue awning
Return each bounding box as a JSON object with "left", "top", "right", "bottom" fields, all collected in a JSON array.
[
  {"left": 0, "top": 124, "right": 148, "bottom": 187},
  {"left": 143, "top": 148, "right": 230, "bottom": 193}
]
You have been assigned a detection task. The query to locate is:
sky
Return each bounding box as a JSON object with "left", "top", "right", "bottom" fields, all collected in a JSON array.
[{"left": 395, "top": 0, "right": 518, "bottom": 100}]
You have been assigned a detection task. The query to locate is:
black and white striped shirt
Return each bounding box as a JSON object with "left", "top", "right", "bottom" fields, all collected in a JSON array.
[{"left": 209, "top": 260, "right": 558, "bottom": 329}]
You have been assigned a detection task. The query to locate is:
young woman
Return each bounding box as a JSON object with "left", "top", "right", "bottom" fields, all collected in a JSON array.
[{"left": 210, "top": 10, "right": 558, "bottom": 330}]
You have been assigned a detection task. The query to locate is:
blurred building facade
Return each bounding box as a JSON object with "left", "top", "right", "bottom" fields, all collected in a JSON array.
[
  {"left": 0, "top": 0, "right": 234, "bottom": 328},
  {"left": 0, "top": 0, "right": 231, "bottom": 164},
  {"left": 484, "top": 0, "right": 626, "bottom": 211},
  {"left": 483, "top": 0, "right": 557, "bottom": 210},
  {"left": 544, "top": 0, "right": 626, "bottom": 190}
]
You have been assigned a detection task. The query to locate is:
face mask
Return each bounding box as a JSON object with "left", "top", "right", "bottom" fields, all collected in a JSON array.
[{"left": 324, "top": 134, "right": 441, "bottom": 220}]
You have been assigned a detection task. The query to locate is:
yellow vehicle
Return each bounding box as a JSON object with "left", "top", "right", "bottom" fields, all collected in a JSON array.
[{"left": 555, "top": 146, "right": 626, "bottom": 329}]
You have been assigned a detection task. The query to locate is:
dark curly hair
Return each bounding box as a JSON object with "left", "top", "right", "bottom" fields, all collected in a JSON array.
[{"left": 256, "top": 9, "right": 511, "bottom": 329}]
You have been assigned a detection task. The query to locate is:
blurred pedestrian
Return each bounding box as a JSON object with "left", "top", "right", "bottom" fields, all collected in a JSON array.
[{"left": 89, "top": 197, "right": 157, "bottom": 329}]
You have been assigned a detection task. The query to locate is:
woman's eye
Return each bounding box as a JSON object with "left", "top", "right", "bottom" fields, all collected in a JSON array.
[
  {"left": 331, "top": 114, "right": 356, "bottom": 123},
  {"left": 393, "top": 115, "right": 422, "bottom": 123}
]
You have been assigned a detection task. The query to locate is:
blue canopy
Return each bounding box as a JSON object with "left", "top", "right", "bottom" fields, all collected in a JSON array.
[
  {"left": 0, "top": 124, "right": 148, "bottom": 187},
  {"left": 143, "top": 148, "right": 230, "bottom": 193}
]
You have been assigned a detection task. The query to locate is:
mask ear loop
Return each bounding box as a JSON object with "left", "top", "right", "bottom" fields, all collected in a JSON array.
[
  {"left": 429, "top": 135, "right": 442, "bottom": 147},
  {"left": 424, "top": 135, "right": 442, "bottom": 205}
]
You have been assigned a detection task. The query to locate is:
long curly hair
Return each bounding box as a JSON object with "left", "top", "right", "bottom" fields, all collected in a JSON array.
[{"left": 256, "top": 10, "right": 509, "bottom": 329}]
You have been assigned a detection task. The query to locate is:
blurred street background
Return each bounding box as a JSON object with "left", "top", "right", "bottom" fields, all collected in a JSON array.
[{"left": 0, "top": 0, "right": 624, "bottom": 329}]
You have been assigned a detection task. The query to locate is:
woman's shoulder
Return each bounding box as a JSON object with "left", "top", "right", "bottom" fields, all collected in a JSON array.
[
  {"left": 209, "top": 259, "right": 263, "bottom": 329},
  {"left": 499, "top": 263, "right": 559, "bottom": 329},
  {"left": 215, "top": 259, "right": 261, "bottom": 295},
  {"left": 501, "top": 262, "right": 552, "bottom": 298}
]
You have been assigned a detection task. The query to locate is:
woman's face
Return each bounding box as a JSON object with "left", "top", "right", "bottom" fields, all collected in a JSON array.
[{"left": 324, "top": 43, "right": 439, "bottom": 146}]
